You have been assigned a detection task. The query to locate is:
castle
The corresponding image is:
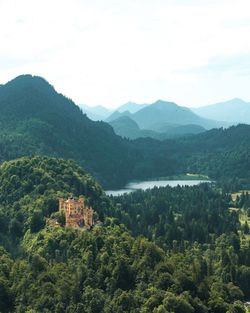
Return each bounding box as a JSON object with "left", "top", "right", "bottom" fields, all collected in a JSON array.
[{"left": 59, "top": 196, "right": 94, "bottom": 229}]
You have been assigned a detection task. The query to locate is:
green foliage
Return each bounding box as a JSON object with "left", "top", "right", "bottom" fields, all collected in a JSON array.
[
  {"left": 182, "top": 125, "right": 250, "bottom": 189},
  {"left": 1, "top": 224, "right": 246, "bottom": 313},
  {"left": 29, "top": 210, "right": 45, "bottom": 233},
  {"left": 108, "top": 184, "right": 238, "bottom": 247},
  {"left": 0, "top": 156, "right": 106, "bottom": 252},
  {"left": 1, "top": 75, "right": 249, "bottom": 189},
  {"left": 0, "top": 248, "right": 14, "bottom": 312},
  {"left": 0, "top": 75, "right": 182, "bottom": 188},
  {"left": 0, "top": 156, "right": 249, "bottom": 312}
]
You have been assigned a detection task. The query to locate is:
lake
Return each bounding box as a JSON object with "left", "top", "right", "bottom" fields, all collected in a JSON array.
[{"left": 105, "top": 179, "right": 210, "bottom": 196}]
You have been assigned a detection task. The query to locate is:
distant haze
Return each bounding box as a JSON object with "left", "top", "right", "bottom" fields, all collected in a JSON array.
[
  {"left": 1, "top": 0, "right": 250, "bottom": 108},
  {"left": 193, "top": 98, "right": 250, "bottom": 124}
]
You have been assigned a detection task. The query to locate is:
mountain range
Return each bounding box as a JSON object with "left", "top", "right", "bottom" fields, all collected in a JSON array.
[
  {"left": 116, "top": 101, "right": 148, "bottom": 113},
  {"left": 0, "top": 76, "right": 249, "bottom": 313},
  {"left": 0, "top": 75, "right": 182, "bottom": 187},
  {"left": 106, "top": 100, "right": 227, "bottom": 139},
  {"left": 0, "top": 74, "right": 249, "bottom": 189},
  {"left": 123, "top": 100, "right": 225, "bottom": 130},
  {"left": 79, "top": 101, "right": 148, "bottom": 122},
  {"left": 109, "top": 116, "right": 205, "bottom": 140},
  {"left": 192, "top": 98, "right": 250, "bottom": 124},
  {"left": 78, "top": 104, "right": 113, "bottom": 121},
  {"left": 81, "top": 97, "right": 250, "bottom": 140}
]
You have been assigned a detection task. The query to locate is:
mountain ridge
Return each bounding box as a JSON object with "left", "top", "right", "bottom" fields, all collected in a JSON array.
[
  {"left": 0, "top": 74, "right": 249, "bottom": 189},
  {"left": 192, "top": 98, "right": 250, "bottom": 124},
  {"left": 109, "top": 115, "right": 206, "bottom": 140},
  {"left": 116, "top": 101, "right": 148, "bottom": 113},
  {"left": 0, "top": 75, "right": 182, "bottom": 187},
  {"left": 106, "top": 99, "right": 228, "bottom": 138},
  {"left": 132, "top": 99, "right": 227, "bottom": 130},
  {"left": 78, "top": 104, "right": 113, "bottom": 121}
]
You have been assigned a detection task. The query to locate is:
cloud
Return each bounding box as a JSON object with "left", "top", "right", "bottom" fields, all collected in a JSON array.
[
  {"left": 208, "top": 54, "right": 250, "bottom": 76},
  {"left": 1, "top": 0, "right": 250, "bottom": 107},
  {"left": 176, "top": 53, "right": 250, "bottom": 76}
]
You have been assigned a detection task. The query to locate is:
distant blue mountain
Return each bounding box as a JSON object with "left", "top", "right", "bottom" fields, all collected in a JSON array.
[
  {"left": 79, "top": 104, "right": 113, "bottom": 121},
  {"left": 192, "top": 98, "right": 250, "bottom": 124},
  {"left": 116, "top": 101, "right": 148, "bottom": 113},
  {"left": 108, "top": 115, "right": 206, "bottom": 140},
  {"left": 107, "top": 100, "right": 227, "bottom": 132},
  {"left": 106, "top": 110, "right": 133, "bottom": 122}
]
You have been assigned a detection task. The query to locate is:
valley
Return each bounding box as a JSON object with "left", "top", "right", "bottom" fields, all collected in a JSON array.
[
  {"left": 0, "top": 75, "right": 249, "bottom": 313},
  {"left": 0, "top": 75, "right": 249, "bottom": 190},
  {"left": 2, "top": 1, "right": 250, "bottom": 311},
  {"left": 0, "top": 156, "right": 249, "bottom": 312}
]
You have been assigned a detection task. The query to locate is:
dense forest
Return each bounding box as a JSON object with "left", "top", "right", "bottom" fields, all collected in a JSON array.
[
  {"left": 0, "top": 75, "right": 250, "bottom": 312},
  {"left": 107, "top": 185, "right": 238, "bottom": 246},
  {"left": 0, "top": 156, "right": 250, "bottom": 312},
  {"left": 180, "top": 125, "right": 250, "bottom": 190},
  {"left": 0, "top": 75, "right": 181, "bottom": 188},
  {"left": 0, "top": 75, "right": 249, "bottom": 190}
]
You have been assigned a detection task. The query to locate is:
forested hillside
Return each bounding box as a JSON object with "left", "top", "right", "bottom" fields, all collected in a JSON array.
[
  {"left": 0, "top": 156, "right": 250, "bottom": 312},
  {"left": 0, "top": 75, "right": 181, "bottom": 188},
  {"left": 180, "top": 125, "right": 250, "bottom": 189},
  {"left": 108, "top": 184, "right": 237, "bottom": 246},
  {"left": 2, "top": 0, "right": 250, "bottom": 312},
  {"left": 0, "top": 75, "right": 250, "bottom": 190},
  {"left": 0, "top": 156, "right": 106, "bottom": 253}
]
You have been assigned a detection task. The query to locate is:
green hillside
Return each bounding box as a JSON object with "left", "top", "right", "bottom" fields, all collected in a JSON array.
[
  {"left": 0, "top": 156, "right": 249, "bottom": 312},
  {"left": 0, "top": 75, "right": 250, "bottom": 190},
  {"left": 0, "top": 156, "right": 106, "bottom": 252},
  {"left": 0, "top": 75, "right": 180, "bottom": 188},
  {"left": 180, "top": 124, "right": 250, "bottom": 188}
]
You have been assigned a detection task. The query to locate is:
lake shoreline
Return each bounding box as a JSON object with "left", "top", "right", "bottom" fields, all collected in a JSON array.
[
  {"left": 124, "top": 173, "right": 210, "bottom": 184},
  {"left": 106, "top": 176, "right": 211, "bottom": 197}
]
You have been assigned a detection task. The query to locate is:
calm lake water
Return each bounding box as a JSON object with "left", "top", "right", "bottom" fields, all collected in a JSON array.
[{"left": 105, "top": 179, "right": 210, "bottom": 196}]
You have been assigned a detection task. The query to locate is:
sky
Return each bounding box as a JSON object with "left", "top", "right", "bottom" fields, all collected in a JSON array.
[{"left": 1, "top": 0, "right": 250, "bottom": 108}]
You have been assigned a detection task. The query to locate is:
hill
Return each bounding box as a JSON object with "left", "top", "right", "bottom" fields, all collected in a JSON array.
[
  {"left": 78, "top": 104, "right": 113, "bottom": 121},
  {"left": 0, "top": 156, "right": 249, "bottom": 312},
  {"left": 109, "top": 116, "right": 205, "bottom": 140},
  {"left": 192, "top": 98, "right": 250, "bottom": 124},
  {"left": 180, "top": 124, "right": 250, "bottom": 188},
  {"left": 0, "top": 156, "right": 107, "bottom": 251},
  {"left": 106, "top": 100, "right": 228, "bottom": 137},
  {"left": 0, "top": 155, "right": 103, "bottom": 206},
  {"left": 132, "top": 100, "right": 226, "bottom": 130},
  {"left": 0, "top": 75, "right": 250, "bottom": 189},
  {"left": 105, "top": 109, "right": 133, "bottom": 122},
  {"left": 116, "top": 101, "right": 148, "bottom": 113},
  {"left": 0, "top": 75, "right": 130, "bottom": 187},
  {"left": 108, "top": 116, "right": 144, "bottom": 139},
  {"left": 0, "top": 75, "right": 181, "bottom": 188}
]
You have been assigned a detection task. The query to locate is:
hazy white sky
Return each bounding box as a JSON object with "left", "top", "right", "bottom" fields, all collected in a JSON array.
[{"left": 1, "top": 0, "right": 250, "bottom": 108}]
